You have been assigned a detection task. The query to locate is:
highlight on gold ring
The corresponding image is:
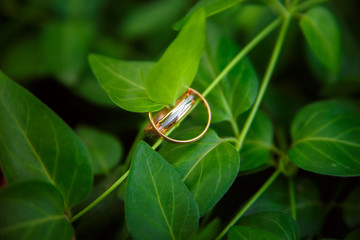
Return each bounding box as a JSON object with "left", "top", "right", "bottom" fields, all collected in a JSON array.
[{"left": 145, "top": 88, "right": 211, "bottom": 144}]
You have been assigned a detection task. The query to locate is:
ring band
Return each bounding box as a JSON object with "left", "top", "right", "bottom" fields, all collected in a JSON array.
[{"left": 148, "top": 88, "right": 211, "bottom": 144}]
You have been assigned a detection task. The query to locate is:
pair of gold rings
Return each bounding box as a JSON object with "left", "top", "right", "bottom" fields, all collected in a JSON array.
[{"left": 147, "top": 88, "right": 211, "bottom": 144}]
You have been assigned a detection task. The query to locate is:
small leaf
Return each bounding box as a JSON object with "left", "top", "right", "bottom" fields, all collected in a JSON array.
[
  {"left": 228, "top": 211, "right": 300, "bottom": 240},
  {"left": 42, "top": 20, "right": 94, "bottom": 86},
  {"left": 77, "top": 125, "right": 123, "bottom": 175},
  {"left": 160, "top": 128, "right": 240, "bottom": 216},
  {"left": 342, "top": 187, "right": 360, "bottom": 228},
  {"left": 0, "top": 71, "right": 92, "bottom": 206},
  {"left": 145, "top": 9, "right": 206, "bottom": 105},
  {"left": 126, "top": 141, "right": 199, "bottom": 240},
  {"left": 193, "top": 23, "right": 258, "bottom": 123},
  {"left": 240, "top": 111, "right": 273, "bottom": 171},
  {"left": 289, "top": 100, "right": 360, "bottom": 176},
  {"left": 173, "top": 0, "right": 244, "bottom": 30},
  {"left": 0, "top": 181, "right": 74, "bottom": 240},
  {"left": 247, "top": 177, "right": 325, "bottom": 237},
  {"left": 300, "top": 7, "right": 341, "bottom": 73},
  {"left": 89, "top": 54, "right": 164, "bottom": 112}
]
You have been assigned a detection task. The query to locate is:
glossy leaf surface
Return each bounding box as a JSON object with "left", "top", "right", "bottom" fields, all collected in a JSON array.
[
  {"left": 342, "top": 187, "right": 360, "bottom": 228},
  {"left": 89, "top": 54, "right": 164, "bottom": 112},
  {"left": 77, "top": 125, "right": 123, "bottom": 175},
  {"left": 289, "top": 100, "right": 360, "bottom": 176},
  {"left": 300, "top": 7, "right": 341, "bottom": 73},
  {"left": 247, "top": 177, "right": 324, "bottom": 237},
  {"left": 126, "top": 141, "right": 199, "bottom": 240},
  {"left": 240, "top": 111, "right": 273, "bottom": 171},
  {"left": 228, "top": 211, "right": 300, "bottom": 240},
  {"left": 193, "top": 23, "right": 258, "bottom": 123},
  {"left": 174, "top": 0, "right": 244, "bottom": 30},
  {"left": 145, "top": 9, "right": 206, "bottom": 105},
  {"left": 0, "top": 71, "right": 92, "bottom": 206},
  {"left": 160, "top": 128, "right": 240, "bottom": 216},
  {"left": 0, "top": 181, "right": 73, "bottom": 240}
]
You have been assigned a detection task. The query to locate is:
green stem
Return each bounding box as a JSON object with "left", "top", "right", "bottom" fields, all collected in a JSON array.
[
  {"left": 71, "top": 170, "right": 129, "bottom": 223},
  {"left": 69, "top": 17, "right": 282, "bottom": 223},
  {"left": 229, "top": 117, "right": 240, "bottom": 137},
  {"left": 288, "top": 177, "right": 297, "bottom": 220},
  {"left": 216, "top": 169, "right": 282, "bottom": 240},
  {"left": 235, "top": 16, "right": 291, "bottom": 151},
  {"left": 293, "top": 0, "right": 328, "bottom": 13}
]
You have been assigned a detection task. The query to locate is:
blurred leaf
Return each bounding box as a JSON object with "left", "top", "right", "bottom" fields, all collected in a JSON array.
[
  {"left": 42, "top": 20, "right": 94, "bottom": 86},
  {"left": 77, "top": 125, "right": 123, "bottom": 175},
  {"left": 121, "top": 0, "right": 186, "bottom": 39},
  {"left": 228, "top": 211, "right": 300, "bottom": 240},
  {"left": 1, "top": 36, "right": 48, "bottom": 81},
  {"left": 345, "top": 227, "right": 360, "bottom": 240},
  {"left": 0, "top": 181, "right": 73, "bottom": 240},
  {"left": 193, "top": 23, "right": 258, "bottom": 123},
  {"left": 89, "top": 54, "right": 164, "bottom": 112},
  {"left": 49, "top": 0, "right": 102, "bottom": 18},
  {"left": 289, "top": 100, "right": 360, "bottom": 176},
  {"left": 192, "top": 218, "right": 221, "bottom": 240},
  {"left": 342, "top": 187, "right": 360, "bottom": 228},
  {"left": 0, "top": 71, "right": 93, "bottom": 206},
  {"left": 247, "top": 177, "right": 325, "bottom": 237},
  {"left": 75, "top": 75, "right": 114, "bottom": 106},
  {"left": 145, "top": 9, "right": 206, "bottom": 105},
  {"left": 300, "top": 7, "right": 341, "bottom": 73},
  {"left": 126, "top": 141, "right": 199, "bottom": 240},
  {"left": 240, "top": 111, "right": 273, "bottom": 171},
  {"left": 174, "top": 0, "right": 244, "bottom": 30},
  {"left": 160, "top": 128, "right": 240, "bottom": 216}
]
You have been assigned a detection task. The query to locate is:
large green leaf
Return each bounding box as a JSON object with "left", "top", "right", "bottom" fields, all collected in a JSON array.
[
  {"left": 247, "top": 177, "right": 324, "bottom": 237},
  {"left": 0, "top": 181, "right": 74, "bottom": 240},
  {"left": 77, "top": 125, "right": 123, "bottom": 175},
  {"left": 145, "top": 9, "right": 206, "bottom": 105},
  {"left": 289, "top": 100, "right": 360, "bottom": 176},
  {"left": 0, "top": 71, "right": 92, "bottom": 206},
  {"left": 126, "top": 141, "right": 199, "bottom": 240},
  {"left": 228, "top": 211, "right": 300, "bottom": 240},
  {"left": 160, "top": 128, "right": 240, "bottom": 216},
  {"left": 342, "top": 187, "right": 360, "bottom": 228},
  {"left": 193, "top": 23, "right": 258, "bottom": 123},
  {"left": 42, "top": 20, "right": 94, "bottom": 86},
  {"left": 89, "top": 54, "right": 164, "bottom": 112},
  {"left": 299, "top": 7, "right": 341, "bottom": 73},
  {"left": 173, "top": 0, "right": 244, "bottom": 30},
  {"left": 240, "top": 111, "right": 273, "bottom": 171}
]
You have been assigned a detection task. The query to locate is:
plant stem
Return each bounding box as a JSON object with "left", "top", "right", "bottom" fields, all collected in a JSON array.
[
  {"left": 235, "top": 16, "right": 291, "bottom": 151},
  {"left": 288, "top": 177, "right": 297, "bottom": 220},
  {"left": 71, "top": 170, "right": 129, "bottom": 223},
  {"left": 293, "top": 0, "right": 328, "bottom": 13},
  {"left": 216, "top": 169, "right": 282, "bottom": 240}
]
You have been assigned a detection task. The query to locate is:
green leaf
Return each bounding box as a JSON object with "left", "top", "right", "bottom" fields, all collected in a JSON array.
[
  {"left": 126, "top": 141, "right": 199, "bottom": 240},
  {"left": 247, "top": 177, "right": 325, "bottom": 237},
  {"left": 193, "top": 23, "right": 258, "bottom": 123},
  {"left": 160, "top": 128, "right": 240, "bottom": 216},
  {"left": 0, "top": 181, "right": 74, "bottom": 240},
  {"left": 345, "top": 227, "right": 360, "bottom": 240},
  {"left": 342, "top": 187, "right": 360, "bottom": 228},
  {"left": 300, "top": 7, "right": 341, "bottom": 73},
  {"left": 173, "top": 0, "right": 244, "bottom": 30},
  {"left": 289, "top": 100, "right": 360, "bottom": 176},
  {"left": 77, "top": 125, "right": 123, "bottom": 175},
  {"left": 228, "top": 211, "right": 300, "bottom": 240},
  {"left": 42, "top": 20, "right": 94, "bottom": 86},
  {"left": 240, "top": 111, "right": 273, "bottom": 171},
  {"left": 0, "top": 71, "right": 92, "bottom": 206},
  {"left": 89, "top": 54, "right": 164, "bottom": 112},
  {"left": 191, "top": 218, "right": 220, "bottom": 240},
  {"left": 145, "top": 9, "right": 206, "bottom": 105}
]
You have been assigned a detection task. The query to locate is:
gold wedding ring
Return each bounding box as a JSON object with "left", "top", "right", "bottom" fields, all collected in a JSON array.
[{"left": 147, "top": 88, "right": 211, "bottom": 144}]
